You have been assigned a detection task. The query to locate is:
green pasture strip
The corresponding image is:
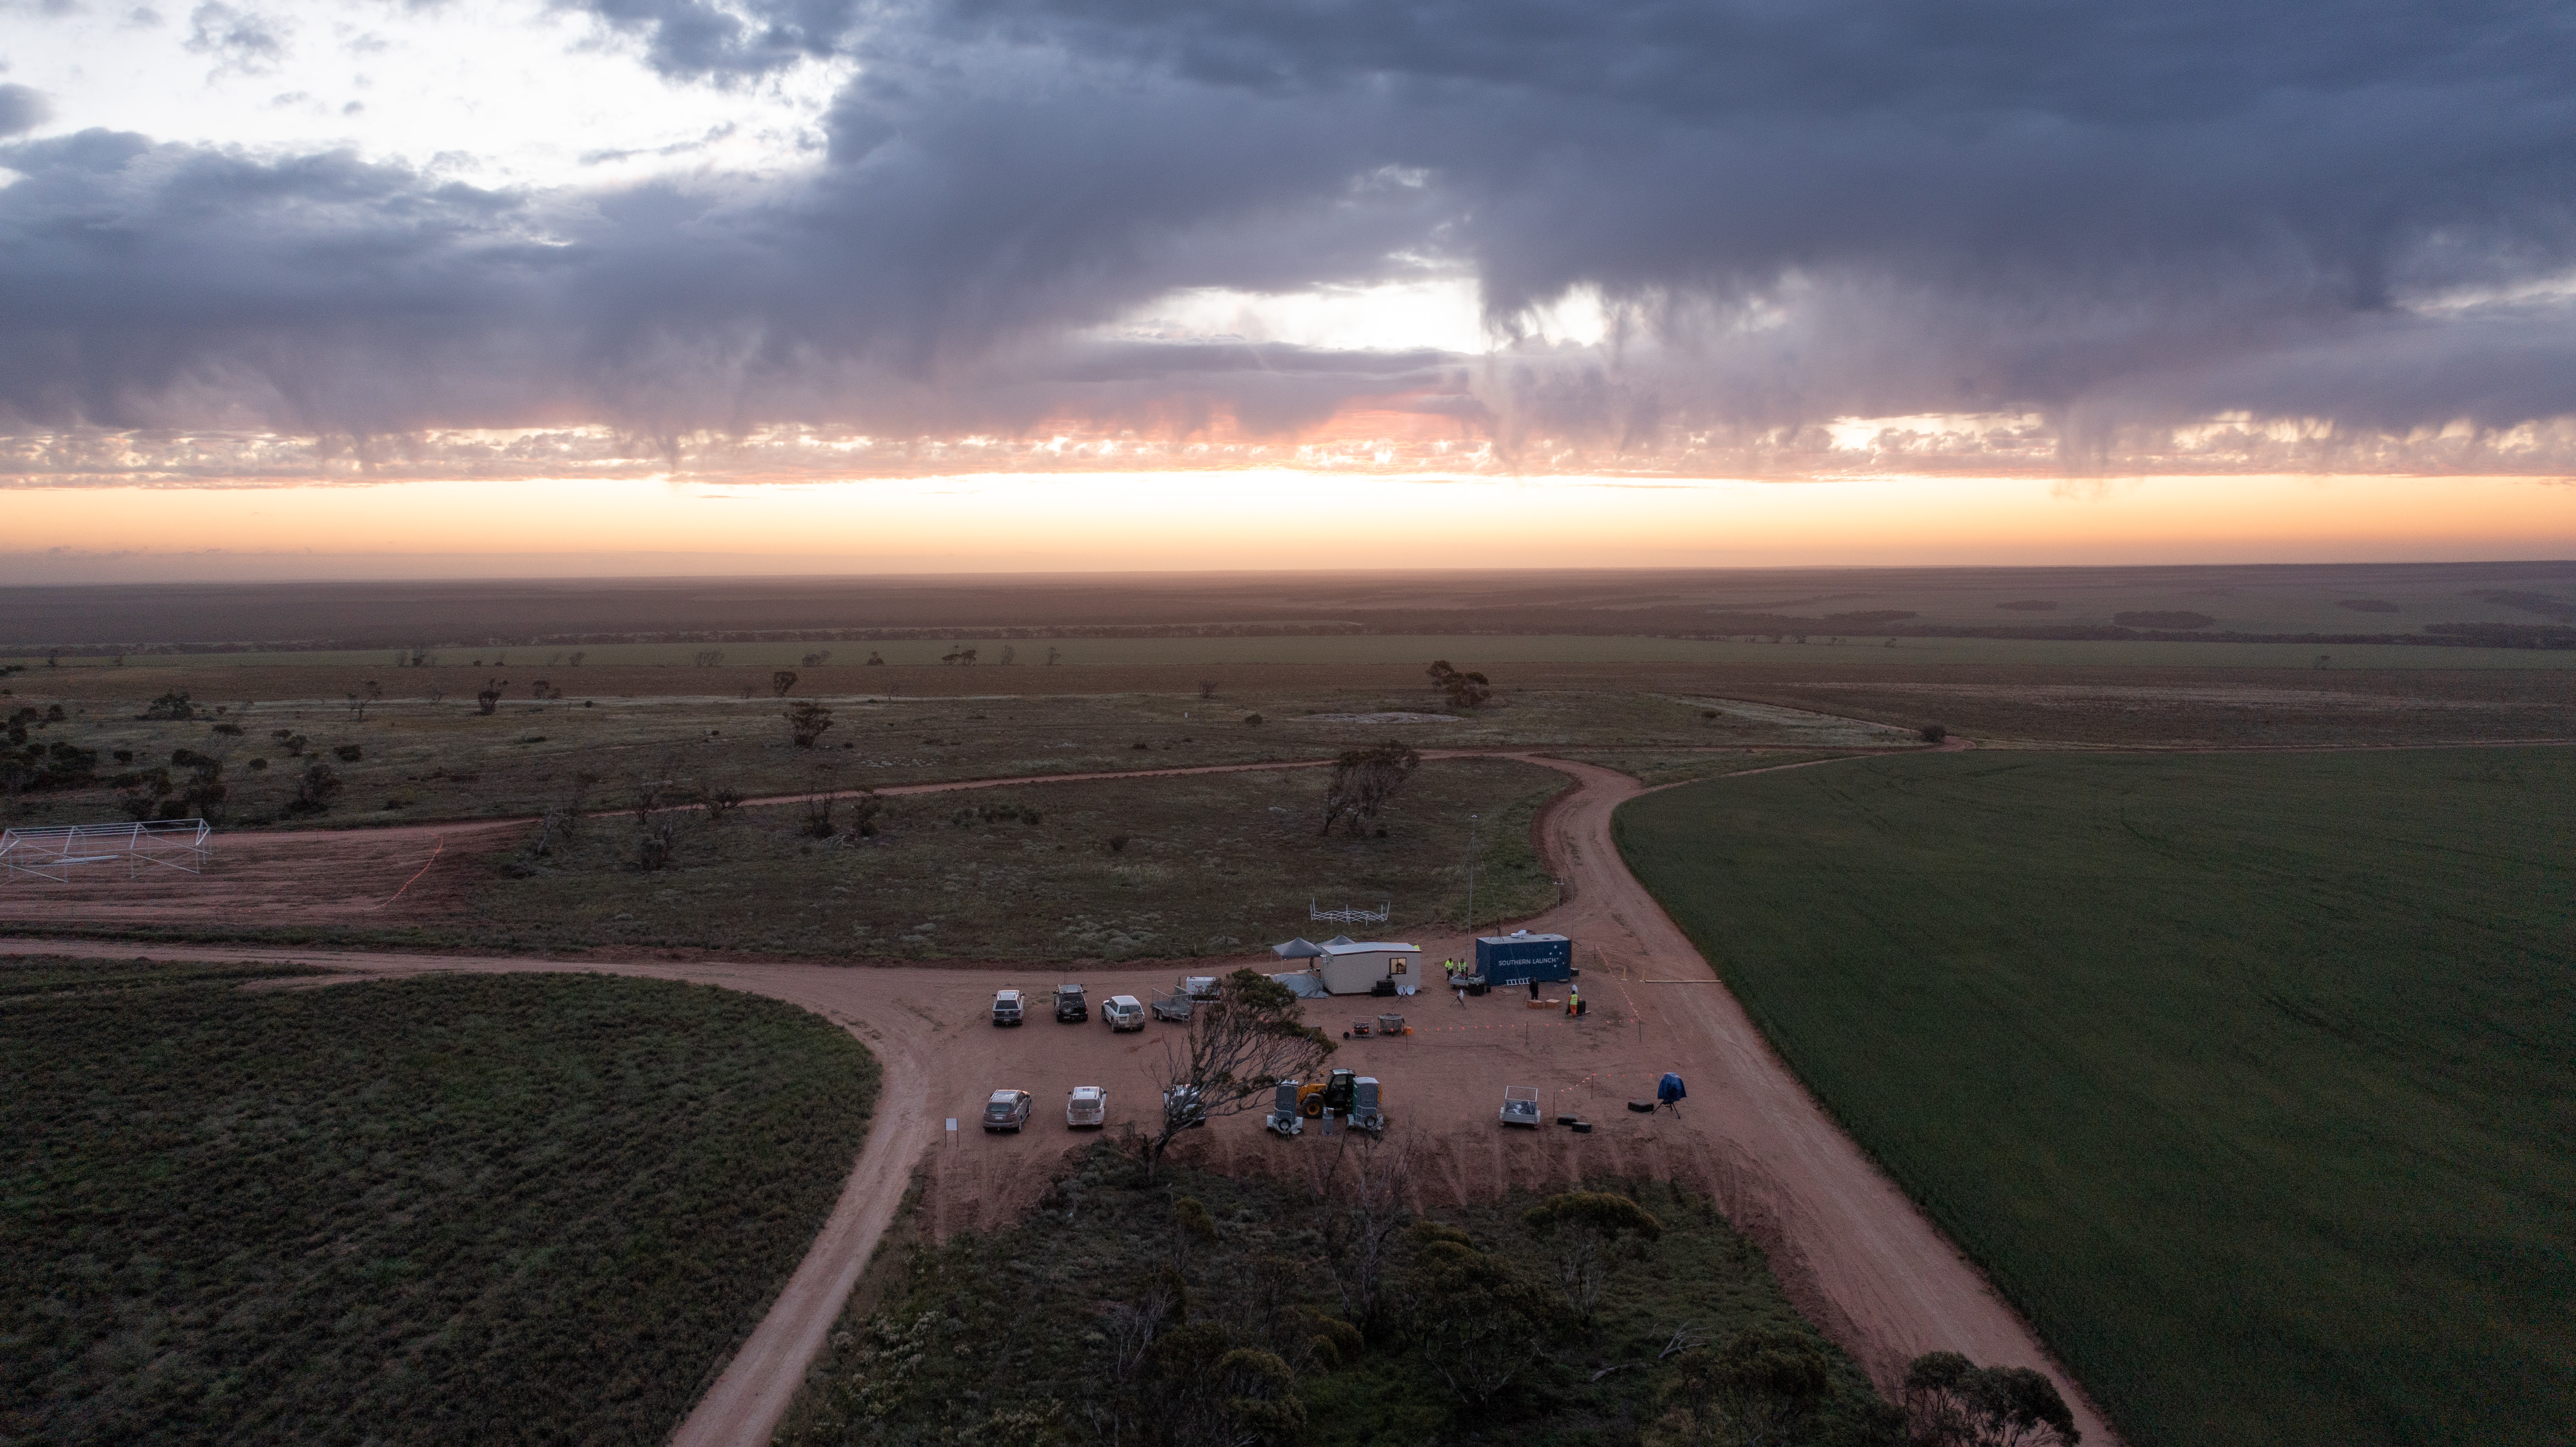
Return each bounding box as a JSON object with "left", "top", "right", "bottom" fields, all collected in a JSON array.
[
  {"left": 1616, "top": 749, "right": 2576, "bottom": 1447},
  {"left": 780, "top": 1150, "right": 1891, "bottom": 1447},
  {"left": 0, "top": 971, "right": 880, "bottom": 1447},
  {"left": 12, "top": 632, "right": 2575, "bottom": 671}
]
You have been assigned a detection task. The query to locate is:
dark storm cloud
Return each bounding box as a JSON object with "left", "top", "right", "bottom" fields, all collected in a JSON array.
[
  {"left": 0, "top": 84, "right": 50, "bottom": 137},
  {"left": 6, "top": 0, "right": 2576, "bottom": 473},
  {"left": 572, "top": 0, "right": 864, "bottom": 79}
]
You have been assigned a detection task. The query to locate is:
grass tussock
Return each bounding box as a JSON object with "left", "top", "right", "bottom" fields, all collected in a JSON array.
[
  {"left": 1618, "top": 747, "right": 2576, "bottom": 1447},
  {"left": 781, "top": 1144, "right": 1896, "bottom": 1447},
  {"left": 0, "top": 964, "right": 880, "bottom": 1446}
]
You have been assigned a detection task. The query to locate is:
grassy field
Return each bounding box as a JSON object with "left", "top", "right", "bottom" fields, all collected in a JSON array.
[
  {"left": 780, "top": 1147, "right": 1896, "bottom": 1447},
  {"left": 1615, "top": 748, "right": 2576, "bottom": 1447},
  {"left": 12, "top": 632, "right": 2576, "bottom": 672},
  {"left": 1, "top": 964, "right": 881, "bottom": 1446},
  {"left": 471, "top": 757, "right": 1570, "bottom": 959}
]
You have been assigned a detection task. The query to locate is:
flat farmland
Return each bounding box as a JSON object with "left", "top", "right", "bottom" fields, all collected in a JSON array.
[
  {"left": 15, "top": 631, "right": 2576, "bottom": 673},
  {"left": 1616, "top": 748, "right": 2576, "bottom": 1447}
]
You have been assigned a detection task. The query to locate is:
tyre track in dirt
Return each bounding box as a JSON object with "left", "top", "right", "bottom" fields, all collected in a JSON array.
[{"left": 4, "top": 741, "right": 2129, "bottom": 1444}]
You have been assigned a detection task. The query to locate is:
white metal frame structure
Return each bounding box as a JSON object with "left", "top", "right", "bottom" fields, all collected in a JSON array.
[
  {"left": 0, "top": 818, "right": 212, "bottom": 882},
  {"left": 1309, "top": 897, "right": 1392, "bottom": 924}
]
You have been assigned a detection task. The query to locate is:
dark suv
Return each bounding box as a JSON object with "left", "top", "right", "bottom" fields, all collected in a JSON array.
[
  {"left": 1054, "top": 983, "right": 1089, "bottom": 1022},
  {"left": 981, "top": 1089, "right": 1033, "bottom": 1133}
]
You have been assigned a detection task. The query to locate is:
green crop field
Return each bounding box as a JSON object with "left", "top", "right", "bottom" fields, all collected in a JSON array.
[
  {"left": 1, "top": 964, "right": 880, "bottom": 1446},
  {"left": 1615, "top": 748, "right": 2576, "bottom": 1447}
]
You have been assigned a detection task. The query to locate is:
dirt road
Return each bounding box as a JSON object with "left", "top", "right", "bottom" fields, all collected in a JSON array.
[{"left": 0, "top": 746, "right": 2119, "bottom": 1446}]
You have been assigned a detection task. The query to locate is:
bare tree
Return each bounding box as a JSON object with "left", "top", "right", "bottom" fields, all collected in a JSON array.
[
  {"left": 1305, "top": 1129, "right": 1415, "bottom": 1332},
  {"left": 772, "top": 669, "right": 799, "bottom": 697},
  {"left": 636, "top": 806, "right": 693, "bottom": 870},
  {"left": 799, "top": 793, "right": 839, "bottom": 838},
  {"left": 1319, "top": 740, "right": 1421, "bottom": 836},
  {"left": 1198, "top": 679, "right": 1220, "bottom": 699},
  {"left": 526, "top": 770, "right": 598, "bottom": 857},
  {"left": 1045, "top": 645, "right": 1062, "bottom": 665},
  {"left": 344, "top": 680, "right": 383, "bottom": 722},
  {"left": 1144, "top": 969, "right": 1332, "bottom": 1177},
  {"left": 476, "top": 678, "right": 507, "bottom": 715},
  {"left": 998, "top": 644, "right": 1016, "bottom": 665},
  {"left": 784, "top": 699, "right": 834, "bottom": 747}
]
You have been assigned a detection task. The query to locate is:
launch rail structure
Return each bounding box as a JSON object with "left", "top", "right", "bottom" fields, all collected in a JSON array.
[{"left": 0, "top": 818, "right": 212, "bottom": 883}]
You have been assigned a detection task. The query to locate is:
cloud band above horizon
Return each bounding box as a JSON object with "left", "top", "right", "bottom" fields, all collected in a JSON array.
[{"left": 2, "top": 0, "right": 2574, "bottom": 479}]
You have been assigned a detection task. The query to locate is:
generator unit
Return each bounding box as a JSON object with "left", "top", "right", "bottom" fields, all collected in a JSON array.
[
  {"left": 1264, "top": 1078, "right": 1304, "bottom": 1136},
  {"left": 1348, "top": 1075, "right": 1386, "bottom": 1135},
  {"left": 1474, "top": 930, "right": 1574, "bottom": 987}
]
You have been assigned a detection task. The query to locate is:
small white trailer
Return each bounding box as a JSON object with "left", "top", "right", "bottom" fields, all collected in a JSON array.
[{"left": 1312, "top": 940, "right": 1421, "bottom": 995}]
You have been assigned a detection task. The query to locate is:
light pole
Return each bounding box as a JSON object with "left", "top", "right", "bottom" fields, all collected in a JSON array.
[{"left": 1465, "top": 812, "right": 1478, "bottom": 940}]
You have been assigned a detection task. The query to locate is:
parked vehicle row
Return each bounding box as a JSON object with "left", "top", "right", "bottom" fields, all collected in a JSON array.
[
  {"left": 980, "top": 1085, "right": 1115, "bottom": 1132},
  {"left": 993, "top": 982, "right": 1182, "bottom": 1029}
]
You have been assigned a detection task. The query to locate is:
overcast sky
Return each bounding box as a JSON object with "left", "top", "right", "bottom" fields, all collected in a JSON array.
[{"left": 4, "top": 0, "right": 2575, "bottom": 487}]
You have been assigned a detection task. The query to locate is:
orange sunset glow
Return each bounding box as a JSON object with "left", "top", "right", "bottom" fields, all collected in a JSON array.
[{"left": 10, "top": 472, "right": 2576, "bottom": 581}]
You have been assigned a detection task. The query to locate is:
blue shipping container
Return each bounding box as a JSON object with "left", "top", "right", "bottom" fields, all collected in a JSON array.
[{"left": 1475, "top": 932, "right": 1573, "bottom": 986}]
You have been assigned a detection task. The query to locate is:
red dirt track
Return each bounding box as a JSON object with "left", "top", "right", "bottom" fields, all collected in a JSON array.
[{"left": 1, "top": 748, "right": 2121, "bottom": 1447}]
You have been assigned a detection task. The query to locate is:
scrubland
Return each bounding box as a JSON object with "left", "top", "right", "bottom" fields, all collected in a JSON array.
[
  {"left": 474, "top": 756, "right": 1573, "bottom": 959},
  {"left": 782, "top": 1148, "right": 1896, "bottom": 1447}
]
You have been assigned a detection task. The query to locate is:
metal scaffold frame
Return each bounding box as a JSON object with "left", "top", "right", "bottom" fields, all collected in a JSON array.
[
  {"left": 0, "top": 818, "right": 213, "bottom": 882},
  {"left": 1309, "top": 897, "right": 1392, "bottom": 925}
]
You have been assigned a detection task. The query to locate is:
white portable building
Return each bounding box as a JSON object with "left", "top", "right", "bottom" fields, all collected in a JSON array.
[{"left": 1312, "top": 940, "right": 1421, "bottom": 995}]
